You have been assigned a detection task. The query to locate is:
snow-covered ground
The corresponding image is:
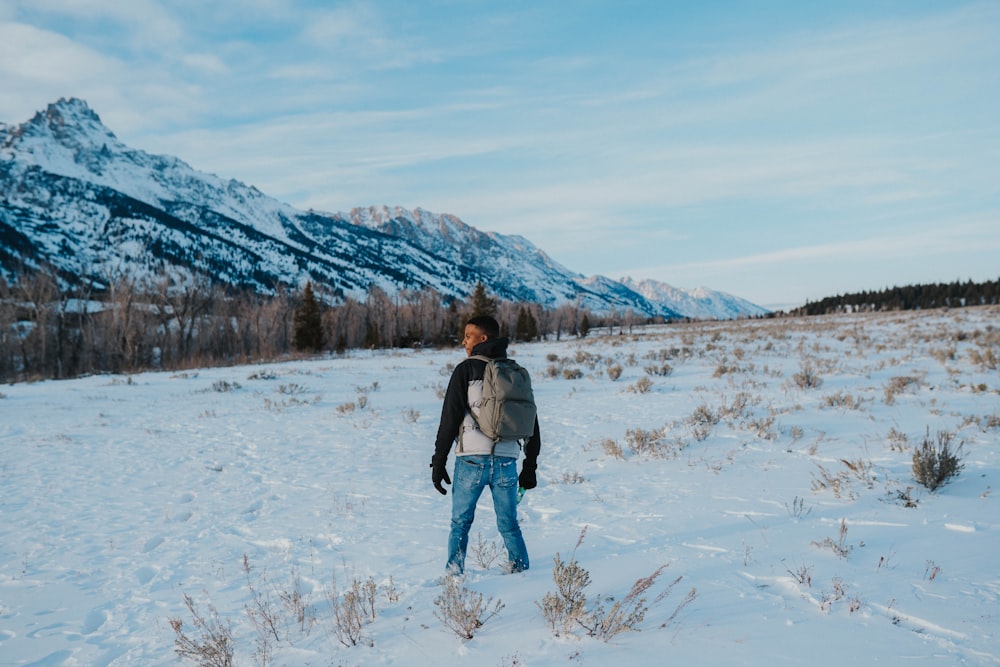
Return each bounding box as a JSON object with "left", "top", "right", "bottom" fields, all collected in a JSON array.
[{"left": 2, "top": 307, "right": 998, "bottom": 666}]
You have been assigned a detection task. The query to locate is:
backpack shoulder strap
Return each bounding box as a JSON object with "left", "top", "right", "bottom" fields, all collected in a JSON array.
[{"left": 466, "top": 354, "right": 498, "bottom": 447}]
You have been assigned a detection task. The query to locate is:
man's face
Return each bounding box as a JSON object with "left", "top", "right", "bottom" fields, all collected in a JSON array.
[{"left": 462, "top": 324, "right": 488, "bottom": 357}]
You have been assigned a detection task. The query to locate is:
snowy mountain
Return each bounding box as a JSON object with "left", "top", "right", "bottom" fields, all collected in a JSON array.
[
  {"left": 620, "top": 277, "right": 770, "bottom": 320},
  {"left": 0, "top": 98, "right": 766, "bottom": 319}
]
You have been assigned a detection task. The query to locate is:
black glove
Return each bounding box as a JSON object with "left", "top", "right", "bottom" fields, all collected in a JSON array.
[
  {"left": 518, "top": 461, "right": 537, "bottom": 490},
  {"left": 431, "top": 460, "right": 451, "bottom": 495}
]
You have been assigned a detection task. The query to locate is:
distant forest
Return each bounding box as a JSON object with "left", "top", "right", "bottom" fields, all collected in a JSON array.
[
  {"left": 4, "top": 264, "right": 998, "bottom": 383},
  {"left": 0, "top": 268, "right": 623, "bottom": 384},
  {"left": 789, "top": 278, "right": 1000, "bottom": 316}
]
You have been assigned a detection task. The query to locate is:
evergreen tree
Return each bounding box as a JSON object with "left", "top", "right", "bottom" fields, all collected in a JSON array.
[
  {"left": 292, "top": 282, "right": 325, "bottom": 352},
  {"left": 514, "top": 306, "right": 538, "bottom": 341},
  {"left": 579, "top": 313, "right": 591, "bottom": 338},
  {"left": 515, "top": 307, "right": 533, "bottom": 341},
  {"left": 469, "top": 282, "right": 497, "bottom": 318},
  {"left": 364, "top": 320, "right": 381, "bottom": 349}
]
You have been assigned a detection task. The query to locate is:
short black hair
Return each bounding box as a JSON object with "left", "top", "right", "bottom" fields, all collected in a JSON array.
[{"left": 466, "top": 315, "right": 500, "bottom": 338}]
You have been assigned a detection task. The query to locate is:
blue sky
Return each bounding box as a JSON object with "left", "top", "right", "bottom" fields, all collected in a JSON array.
[{"left": 2, "top": 1, "right": 998, "bottom": 308}]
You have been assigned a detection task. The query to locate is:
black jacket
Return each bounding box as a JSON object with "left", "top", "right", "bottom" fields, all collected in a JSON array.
[{"left": 432, "top": 336, "right": 541, "bottom": 469}]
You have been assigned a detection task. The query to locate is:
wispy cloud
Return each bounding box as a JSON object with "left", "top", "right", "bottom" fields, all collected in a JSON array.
[
  {"left": 641, "top": 219, "right": 1000, "bottom": 276},
  {"left": 2, "top": 1, "right": 997, "bottom": 306},
  {"left": 18, "top": 0, "right": 184, "bottom": 47},
  {"left": 0, "top": 22, "right": 127, "bottom": 116}
]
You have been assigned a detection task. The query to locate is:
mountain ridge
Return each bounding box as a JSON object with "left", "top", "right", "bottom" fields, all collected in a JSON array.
[{"left": 1, "top": 98, "right": 768, "bottom": 320}]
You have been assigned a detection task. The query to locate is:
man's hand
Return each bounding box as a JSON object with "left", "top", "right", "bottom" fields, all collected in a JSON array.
[
  {"left": 518, "top": 464, "right": 537, "bottom": 490},
  {"left": 431, "top": 461, "right": 451, "bottom": 495}
]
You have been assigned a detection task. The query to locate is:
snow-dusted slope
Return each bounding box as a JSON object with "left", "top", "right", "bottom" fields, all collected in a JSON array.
[
  {"left": 621, "top": 277, "right": 771, "bottom": 320},
  {"left": 333, "top": 205, "right": 687, "bottom": 317},
  {"left": 0, "top": 99, "right": 766, "bottom": 319}
]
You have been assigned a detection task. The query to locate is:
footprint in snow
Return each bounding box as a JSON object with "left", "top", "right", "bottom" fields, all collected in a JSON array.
[
  {"left": 243, "top": 498, "right": 264, "bottom": 516},
  {"left": 82, "top": 608, "right": 109, "bottom": 635},
  {"left": 136, "top": 565, "right": 158, "bottom": 585},
  {"left": 21, "top": 648, "right": 72, "bottom": 665},
  {"left": 142, "top": 535, "right": 165, "bottom": 552}
]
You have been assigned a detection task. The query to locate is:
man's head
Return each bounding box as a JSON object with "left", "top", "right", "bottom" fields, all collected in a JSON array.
[{"left": 462, "top": 315, "right": 500, "bottom": 356}]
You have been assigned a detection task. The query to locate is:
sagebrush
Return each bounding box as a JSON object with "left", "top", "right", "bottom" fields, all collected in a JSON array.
[
  {"left": 433, "top": 576, "right": 505, "bottom": 640},
  {"left": 912, "top": 427, "right": 964, "bottom": 491},
  {"left": 537, "top": 527, "right": 696, "bottom": 641}
]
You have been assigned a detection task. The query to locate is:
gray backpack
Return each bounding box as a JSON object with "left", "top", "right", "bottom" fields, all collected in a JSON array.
[{"left": 470, "top": 355, "right": 537, "bottom": 442}]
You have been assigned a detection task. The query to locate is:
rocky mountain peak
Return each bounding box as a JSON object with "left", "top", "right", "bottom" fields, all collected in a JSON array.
[
  {"left": 0, "top": 99, "right": 769, "bottom": 320},
  {"left": 19, "top": 98, "right": 116, "bottom": 148}
]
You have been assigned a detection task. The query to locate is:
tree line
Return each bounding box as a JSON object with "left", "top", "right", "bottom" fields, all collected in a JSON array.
[
  {"left": 790, "top": 278, "right": 1000, "bottom": 316},
  {"left": 0, "top": 268, "right": 629, "bottom": 383}
]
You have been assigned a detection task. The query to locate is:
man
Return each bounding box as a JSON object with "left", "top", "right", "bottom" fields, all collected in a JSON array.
[{"left": 431, "top": 315, "right": 540, "bottom": 575}]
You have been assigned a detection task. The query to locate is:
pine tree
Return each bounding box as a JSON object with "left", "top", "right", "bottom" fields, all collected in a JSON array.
[
  {"left": 515, "top": 306, "right": 538, "bottom": 341},
  {"left": 516, "top": 307, "right": 529, "bottom": 341},
  {"left": 292, "top": 282, "right": 325, "bottom": 352},
  {"left": 469, "top": 282, "right": 497, "bottom": 318},
  {"left": 364, "top": 319, "right": 381, "bottom": 349}
]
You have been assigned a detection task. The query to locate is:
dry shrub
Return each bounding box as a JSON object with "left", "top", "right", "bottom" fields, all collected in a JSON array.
[
  {"left": 433, "top": 576, "right": 504, "bottom": 640},
  {"left": 883, "top": 375, "right": 920, "bottom": 405},
  {"left": 968, "top": 345, "right": 999, "bottom": 370},
  {"left": 818, "top": 577, "right": 849, "bottom": 613},
  {"left": 624, "top": 426, "right": 666, "bottom": 457},
  {"left": 628, "top": 376, "right": 654, "bottom": 393},
  {"left": 537, "top": 539, "right": 591, "bottom": 636},
  {"left": 327, "top": 574, "right": 378, "bottom": 647},
  {"left": 886, "top": 427, "right": 909, "bottom": 452},
  {"left": 713, "top": 362, "right": 740, "bottom": 378},
  {"left": 242, "top": 554, "right": 283, "bottom": 663},
  {"left": 582, "top": 568, "right": 662, "bottom": 640},
  {"left": 785, "top": 496, "right": 812, "bottom": 520},
  {"left": 537, "top": 527, "right": 696, "bottom": 641},
  {"left": 470, "top": 532, "right": 503, "bottom": 570},
  {"left": 644, "top": 363, "right": 673, "bottom": 377},
  {"left": 717, "top": 392, "right": 754, "bottom": 422},
  {"left": 170, "top": 594, "right": 234, "bottom": 667},
  {"left": 786, "top": 563, "right": 813, "bottom": 587},
  {"left": 644, "top": 347, "right": 682, "bottom": 362},
  {"left": 745, "top": 413, "right": 778, "bottom": 440},
  {"left": 812, "top": 518, "right": 853, "bottom": 559},
  {"left": 811, "top": 464, "right": 858, "bottom": 500},
  {"left": 822, "top": 390, "right": 864, "bottom": 410},
  {"left": 688, "top": 403, "right": 718, "bottom": 442},
  {"left": 600, "top": 438, "right": 625, "bottom": 459},
  {"left": 212, "top": 380, "right": 241, "bottom": 392},
  {"left": 912, "top": 428, "right": 964, "bottom": 492},
  {"left": 792, "top": 364, "right": 823, "bottom": 389}
]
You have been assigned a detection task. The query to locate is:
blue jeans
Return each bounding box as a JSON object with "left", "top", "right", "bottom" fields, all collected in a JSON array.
[{"left": 447, "top": 455, "right": 529, "bottom": 574}]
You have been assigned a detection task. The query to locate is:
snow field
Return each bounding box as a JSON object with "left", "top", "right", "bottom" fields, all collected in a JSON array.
[{"left": 1, "top": 306, "right": 998, "bottom": 665}]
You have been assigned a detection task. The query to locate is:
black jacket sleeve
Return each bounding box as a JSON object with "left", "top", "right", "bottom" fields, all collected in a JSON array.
[
  {"left": 432, "top": 359, "right": 476, "bottom": 466},
  {"left": 522, "top": 417, "right": 541, "bottom": 469}
]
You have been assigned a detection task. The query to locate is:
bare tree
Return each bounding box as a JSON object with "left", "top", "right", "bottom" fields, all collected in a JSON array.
[
  {"left": 0, "top": 266, "right": 608, "bottom": 382},
  {"left": 14, "top": 266, "right": 60, "bottom": 379}
]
